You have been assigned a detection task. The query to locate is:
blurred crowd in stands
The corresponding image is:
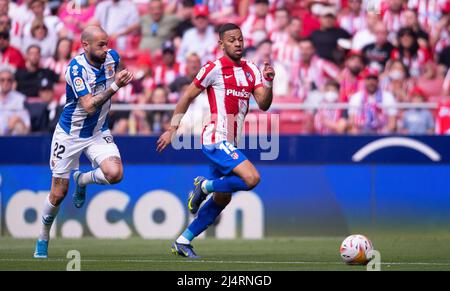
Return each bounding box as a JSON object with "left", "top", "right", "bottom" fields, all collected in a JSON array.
[{"left": 1, "top": 0, "right": 450, "bottom": 136}]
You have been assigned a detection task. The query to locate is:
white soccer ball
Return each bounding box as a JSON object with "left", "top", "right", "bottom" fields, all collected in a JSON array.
[{"left": 339, "top": 234, "right": 374, "bottom": 265}]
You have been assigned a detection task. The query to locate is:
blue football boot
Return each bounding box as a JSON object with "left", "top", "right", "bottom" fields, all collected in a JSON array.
[
  {"left": 33, "top": 240, "right": 48, "bottom": 259},
  {"left": 187, "top": 176, "right": 208, "bottom": 215},
  {"left": 73, "top": 171, "right": 86, "bottom": 209},
  {"left": 171, "top": 242, "right": 201, "bottom": 259}
]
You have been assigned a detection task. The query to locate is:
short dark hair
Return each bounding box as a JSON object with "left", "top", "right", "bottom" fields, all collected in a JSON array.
[
  {"left": 26, "top": 44, "right": 41, "bottom": 53},
  {"left": 218, "top": 23, "right": 241, "bottom": 39},
  {"left": 325, "top": 79, "right": 340, "bottom": 90}
]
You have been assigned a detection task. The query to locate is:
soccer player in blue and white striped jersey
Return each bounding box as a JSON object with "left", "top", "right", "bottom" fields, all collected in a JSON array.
[{"left": 34, "top": 26, "right": 133, "bottom": 258}]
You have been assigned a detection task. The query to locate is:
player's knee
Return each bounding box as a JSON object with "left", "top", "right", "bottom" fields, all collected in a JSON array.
[
  {"left": 103, "top": 167, "right": 123, "bottom": 184},
  {"left": 243, "top": 173, "right": 260, "bottom": 190}
]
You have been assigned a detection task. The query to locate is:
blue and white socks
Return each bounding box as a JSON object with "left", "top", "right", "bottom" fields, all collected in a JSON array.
[{"left": 38, "top": 195, "right": 60, "bottom": 241}]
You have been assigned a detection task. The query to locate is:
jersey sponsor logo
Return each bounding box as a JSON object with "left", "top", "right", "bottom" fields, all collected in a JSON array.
[
  {"left": 71, "top": 65, "right": 79, "bottom": 76},
  {"left": 105, "top": 64, "right": 115, "bottom": 78},
  {"left": 196, "top": 66, "right": 207, "bottom": 81},
  {"left": 224, "top": 75, "right": 233, "bottom": 79},
  {"left": 226, "top": 88, "right": 250, "bottom": 98},
  {"left": 73, "top": 77, "right": 86, "bottom": 92}
]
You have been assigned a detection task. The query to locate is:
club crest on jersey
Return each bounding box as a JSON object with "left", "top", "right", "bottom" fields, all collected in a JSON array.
[
  {"left": 246, "top": 72, "right": 253, "bottom": 82},
  {"left": 71, "top": 65, "right": 79, "bottom": 76},
  {"left": 73, "top": 77, "right": 85, "bottom": 92},
  {"left": 105, "top": 64, "right": 115, "bottom": 78}
]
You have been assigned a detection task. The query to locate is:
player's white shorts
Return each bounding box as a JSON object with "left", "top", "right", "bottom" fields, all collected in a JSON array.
[{"left": 49, "top": 124, "right": 121, "bottom": 179}]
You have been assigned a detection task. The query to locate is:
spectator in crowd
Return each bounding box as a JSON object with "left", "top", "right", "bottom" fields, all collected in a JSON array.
[
  {"left": 338, "top": 0, "right": 366, "bottom": 36},
  {"left": 59, "top": 0, "right": 96, "bottom": 38},
  {"left": 177, "top": 4, "right": 217, "bottom": 64},
  {"left": 293, "top": 37, "right": 340, "bottom": 101},
  {"left": 173, "top": 0, "right": 195, "bottom": 48},
  {"left": 92, "top": 0, "right": 140, "bottom": 51},
  {"left": 407, "top": 0, "right": 447, "bottom": 32},
  {"left": 415, "top": 61, "right": 445, "bottom": 97},
  {"left": 22, "top": 19, "right": 57, "bottom": 58},
  {"left": 0, "top": 30, "right": 25, "bottom": 70},
  {"left": 173, "top": 52, "right": 209, "bottom": 135},
  {"left": 270, "top": 8, "right": 290, "bottom": 44},
  {"left": 131, "top": 53, "right": 154, "bottom": 104},
  {"left": 14, "top": 45, "right": 58, "bottom": 98},
  {"left": 0, "top": 13, "right": 20, "bottom": 49},
  {"left": 241, "top": 0, "right": 275, "bottom": 46},
  {"left": 140, "top": 0, "right": 180, "bottom": 55},
  {"left": 310, "top": 5, "right": 351, "bottom": 65},
  {"left": 314, "top": 79, "right": 348, "bottom": 134},
  {"left": 352, "top": 10, "right": 379, "bottom": 50},
  {"left": 382, "top": 0, "right": 406, "bottom": 44},
  {"left": 23, "top": 0, "right": 67, "bottom": 41},
  {"left": 380, "top": 59, "right": 412, "bottom": 103},
  {"left": 152, "top": 41, "right": 181, "bottom": 95},
  {"left": 131, "top": 85, "right": 171, "bottom": 135},
  {"left": 252, "top": 39, "right": 273, "bottom": 69},
  {"left": 42, "top": 37, "right": 73, "bottom": 82},
  {"left": 398, "top": 87, "right": 434, "bottom": 135},
  {"left": 10, "top": 0, "right": 35, "bottom": 49},
  {"left": 362, "top": 21, "right": 394, "bottom": 71},
  {"left": 433, "top": 16, "right": 450, "bottom": 57},
  {"left": 339, "top": 50, "right": 364, "bottom": 102},
  {"left": 272, "top": 17, "right": 301, "bottom": 75},
  {"left": 26, "top": 78, "right": 62, "bottom": 133},
  {"left": 401, "top": 9, "right": 429, "bottom": 49},
  {"left": 169, "top": 51, "right": 201, "bottom": 101},
  {"left": 202, "top": 0, "right": 235, "bottom": 21},
  {"left": 38, "top": 78, "right": 61, "bottom": 133},
  {"left": 348, "top": 67, "right": 398, "bottom": 134},
  {"left": 391, "top": 27, "right": 430, "bottom": 78},
  {"left": 300, "top": 0, "right": 321, "bottom": 37},
  {"left": 0, "top": 66, "right": 30, "bottom": 135}
]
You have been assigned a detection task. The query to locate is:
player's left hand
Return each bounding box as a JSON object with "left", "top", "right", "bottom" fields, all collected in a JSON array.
[
  {"left": 263, "top": 61, "right": 275, "bottom": 81},
  {"left": 156, "top": 128, "right": 176, "bottom": 153}
]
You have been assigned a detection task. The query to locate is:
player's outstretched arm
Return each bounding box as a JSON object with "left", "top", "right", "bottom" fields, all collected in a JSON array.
[
  {"left": 253, "top": 61, "right": 275, "bottom": 112},
  {"left": 80, "top": 69, "right": 133, "bottom": 115},
  {"left": 156, "top": 82, "right": 203, "bottom": 153}
]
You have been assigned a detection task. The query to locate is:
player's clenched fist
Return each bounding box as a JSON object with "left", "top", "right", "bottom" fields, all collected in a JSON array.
[
  {"left": 262, "top": 61, "right": 275, "bottom": 81},
  {"left": 115, "top": 69, "right": 134, "bottom": 87}
]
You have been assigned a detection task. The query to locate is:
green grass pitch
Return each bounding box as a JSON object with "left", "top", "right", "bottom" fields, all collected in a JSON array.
[{"left": 1, "top": 232, "right": 450, "bottom": 271}]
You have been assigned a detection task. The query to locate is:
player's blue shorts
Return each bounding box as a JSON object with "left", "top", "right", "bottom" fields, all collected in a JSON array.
[{"left": 202, "top": 141, "right": 248, "bottom": 179}]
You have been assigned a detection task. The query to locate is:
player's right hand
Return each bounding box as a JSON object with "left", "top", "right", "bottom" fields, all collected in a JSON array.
[
  {"left": 156, "top": 128, "right": 176, "bottom": 153},
  {"left": 115, "top": 69, "right": 133, "bottom": 88}
]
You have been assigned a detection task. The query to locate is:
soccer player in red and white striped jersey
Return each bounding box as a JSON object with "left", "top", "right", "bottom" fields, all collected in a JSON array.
[{"left": 157, "top": 23, "right": 275, "bottom": 258}]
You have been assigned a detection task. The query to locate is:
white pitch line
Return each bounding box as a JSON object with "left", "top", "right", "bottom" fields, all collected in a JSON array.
[{"left": 1, "top": 258, "right": 450, "bottom": 266}]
